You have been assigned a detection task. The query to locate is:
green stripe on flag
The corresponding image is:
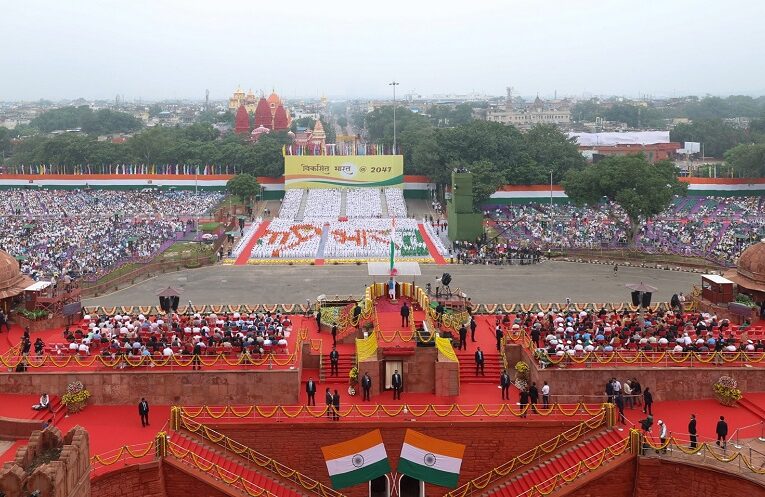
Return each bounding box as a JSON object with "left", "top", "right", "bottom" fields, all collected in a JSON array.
[
  {"left": 329, "top": 458, "right": 391, "bottom": 489},
  {"left": 397, "top": 458, "right": 459, "bottom": 488}
]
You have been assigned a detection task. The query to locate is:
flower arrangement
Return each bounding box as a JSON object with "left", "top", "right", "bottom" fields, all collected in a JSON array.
[
  {"left": 514, "top": 361, "right": 529, "bottom": 378},
  {"left": 61, "top": 381, "right": 91, "bottom": 413},
  {"left": 349, "top": 366, "right": 359, "bottom": 385},
  {"left": 713, "top": 375, "right": 742, "bottom": 406}
]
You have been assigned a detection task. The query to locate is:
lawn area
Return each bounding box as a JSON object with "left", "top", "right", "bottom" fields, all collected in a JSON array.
[{"left": 161, "top": 242, "right": 214, "bottom": 259}]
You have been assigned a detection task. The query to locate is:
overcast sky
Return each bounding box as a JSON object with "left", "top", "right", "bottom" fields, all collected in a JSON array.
[{"left": 1, "top": 0, "right": 763, "bottom": 101}]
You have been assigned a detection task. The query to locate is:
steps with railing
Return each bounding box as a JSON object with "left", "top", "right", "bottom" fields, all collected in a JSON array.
[
  {"left": 174, "top": 414, "right": 345, "bottom": 497},
  {"left": 485, "top": 429, "right": 629, "bottom": 497},
  {"left": 168, "top": 431, "right": 304, "bottom": 497},
  {"left": 443, "top": 413, "right": 608, "bottom": 497}
]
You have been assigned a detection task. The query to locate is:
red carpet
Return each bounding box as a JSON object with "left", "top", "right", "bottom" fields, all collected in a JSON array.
[
  {"left": 418, "top": 223, "right": 447, "bottom": 264},
  {"left": 169, "top": 431, "right": 301, "bottom": 497},
  {"left": 234, "top": 220, "right": 271, "bottom": 265},
  {"left": 488, "top": 429, "right": 627, "bottom": 497}
]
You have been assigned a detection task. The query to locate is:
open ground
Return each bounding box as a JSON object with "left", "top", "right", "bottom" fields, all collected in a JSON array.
[{"left": 83, "top": 261, "right": 701, "bottom": 306}]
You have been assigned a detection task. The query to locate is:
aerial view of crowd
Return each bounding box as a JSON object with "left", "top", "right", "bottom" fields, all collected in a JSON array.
[
  {"left": 501, "top": 306, "right": 765, "bottom": 366},
  {"left": 0, "top": 189, "right": 224, "bottom": 281},
  {"left": 487, "top": 196, "right": 765, "bottom": 266}
]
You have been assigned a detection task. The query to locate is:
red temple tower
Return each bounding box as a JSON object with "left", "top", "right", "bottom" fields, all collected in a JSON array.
[
  {"left": 273, "top": 105, "right": 290, "bottom": 131},
  {"left": 254, "top": 97, "right": 273, "bottom": 129},
  {"left": 234, "top": 104, "right": 250, "bottom": 135}
]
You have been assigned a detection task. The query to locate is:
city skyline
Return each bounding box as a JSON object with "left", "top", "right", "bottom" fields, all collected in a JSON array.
[{"left": 1, "top": 0, "right": 764, "bottom": 101}]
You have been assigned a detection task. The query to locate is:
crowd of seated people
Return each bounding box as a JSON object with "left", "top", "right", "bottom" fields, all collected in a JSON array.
[
  {"left": 500, "top": 307, "right": 765, "bottom": 364},
  {"left": 27, "top": 311, "right": 294, "bottom": 366},
  {"left": 0, "top": 189, "right": 224, "bottom": 281},
  {"left": 486, "top": 196, "right": 765, "bottom": 266}
]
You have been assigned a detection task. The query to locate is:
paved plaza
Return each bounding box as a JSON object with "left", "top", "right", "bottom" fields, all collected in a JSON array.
[{"left": 83, "top": 261, "right": 701, "bottom": 306}]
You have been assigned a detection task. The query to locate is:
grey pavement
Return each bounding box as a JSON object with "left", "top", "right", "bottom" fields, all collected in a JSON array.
[{"left": 83, "top": 261, "right": 701, "bottom": 307}]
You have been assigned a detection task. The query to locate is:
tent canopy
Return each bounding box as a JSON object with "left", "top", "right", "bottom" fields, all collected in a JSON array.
[
  {"left": 367, "top": 262, "right": 421, "bottom": 277},
  {"left": 156, "top": 286, "right": 183, "bottom": 297}
]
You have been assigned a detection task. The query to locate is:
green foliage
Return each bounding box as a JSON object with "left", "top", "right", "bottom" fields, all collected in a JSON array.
[
  {"left": 670, "top": 119, "right": 749, "bottom": 158},
  {"left": 227, "top": 173, "right": 261, "bottom": 203},
  {"left": 571, "top": 100, "right": 664, "bottom": 127},
  {"left": 563, "top": 155, "right": 687, "bottom": 244},
  {"left": 426, "top": 103, "right": 475, "bottom": 127},
  {"left": 464, "top": 160, "right": 505, "bottom": 207},
  {"left": 724, "top": 143, "right": 765, "bottom": 177},
  {"left": 30, "top": 106, "right": 142, "bottom": 134},
  {"left": 15, "top": 307, "right": 49, "bottom": 320},
  {"left": 735, "top": 293, "right": 756, "bottom": 307}
]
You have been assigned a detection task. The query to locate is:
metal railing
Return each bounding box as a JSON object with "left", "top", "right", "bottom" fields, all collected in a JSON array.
[{"left": 176, "top": 415, "right": 345, "bottom": 497}]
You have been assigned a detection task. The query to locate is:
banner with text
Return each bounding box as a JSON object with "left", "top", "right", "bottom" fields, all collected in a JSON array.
[{"left": 284, "top": 155, "right": 404, "bottom": 189}]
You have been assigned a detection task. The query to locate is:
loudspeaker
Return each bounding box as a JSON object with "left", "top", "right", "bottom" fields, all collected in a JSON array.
[
  {"left": 631, "top": 291, "right": 640, "bottom": 306},
  {"left": 159, "top": 297, "right": 170, "bottom": 312},
  {"left": 641, "top": 292, "right": 652, "bottom": 308},
  {"left": 171, "top": 296, "right": 180, "bottom": 312}
]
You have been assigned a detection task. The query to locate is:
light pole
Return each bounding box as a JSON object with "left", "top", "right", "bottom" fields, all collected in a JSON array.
[
  {"left": 389, "top": 81, "right": 399, "bottom": 153},
  {"left": 549, "top": 170, "right": 553, "bottom": 208}
]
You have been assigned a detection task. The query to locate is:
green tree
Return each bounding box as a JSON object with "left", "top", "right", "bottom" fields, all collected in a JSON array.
[
  {"left": 31, "top": 106, "right": 142, "bottom": 134},
  {"left": 227, "top": 173, "right": 261, "bottom": 204},
  {"left": 670, "top": 119, "right": 748, "bottom": 158},
  {"left": 467, "top": 160, "right": 505, "bottom": 207},
  {"left": 562, "top": 155, "right": 687, "bottom": 245},
  {"left": 524, "top": 124, "right": 586, "bottom": 182},
  {"left": 724, "top": 143, "right": 765, "bottom": 177}
]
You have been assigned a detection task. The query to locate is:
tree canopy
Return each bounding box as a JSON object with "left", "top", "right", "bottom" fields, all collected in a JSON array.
[
  {"left": 562, "top": 155, "right": 687, "bottom": 244},
  {"left": 227, "top": 173, "right": 261, "bottom": 203},
  {"left": 669, "top": 119, "right": 749, "bottom": 158},
  {"left": 30, "top": 106, "right": 143, "bottom": 134},
  {"left": 724, "top": 143, "right": 765, "bottom": 178}
]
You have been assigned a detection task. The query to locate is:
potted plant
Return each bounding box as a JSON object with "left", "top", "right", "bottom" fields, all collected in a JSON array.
[
  {"left": 348, "top": 366, "right": 359, "bottom": 396},
  {"left": 61, "top": 381, "right": 91, "bottom": 413},
  {"left": 713, "top": 375, "right": 742, "bottom": 407}
]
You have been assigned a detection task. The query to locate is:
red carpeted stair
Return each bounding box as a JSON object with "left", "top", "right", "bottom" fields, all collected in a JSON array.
[
  {"left": 417, "top": 223, "right": 447, "bottom": 265},
  {"left": 486, "top": 429, "right": 627, "bottom": 496},
  {"left": 455, "top": 350, "right": 502, "bottom": 384},
  {"left": 738, "top": 397, "right": 765, "bottom": 420},
  {"left": 31, "top": 396, "right": 66, "bottom": 426},
  {"left": 234, "top": 220, "right": 271, "bottom": 265},
  {"left": 168, "top": 432, "right": 302, "bottom": 497},
  {"left": 321, "top": 343, "right": 356, "bottom": 382}
]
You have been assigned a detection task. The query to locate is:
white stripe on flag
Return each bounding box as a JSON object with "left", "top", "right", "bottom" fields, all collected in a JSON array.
[
  {"left": 326, "top": 443, "right": 388, "bottom": 476},
  {"left": 400, "top": 443, "right": 462, "bottom": 474}
]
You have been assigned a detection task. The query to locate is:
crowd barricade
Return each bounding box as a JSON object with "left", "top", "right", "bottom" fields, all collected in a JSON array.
[
  {"left": 173, "top": 413, "right": 345, "bottom": 497},
  {"left": 174, "top": 402, "right": 606, "bottom": 423},
  {"left": 527, "top": 347, "right": 765, "bottom": 369},
  {"left": 444, "top": 412, "right": 609, "bottom": 497}
]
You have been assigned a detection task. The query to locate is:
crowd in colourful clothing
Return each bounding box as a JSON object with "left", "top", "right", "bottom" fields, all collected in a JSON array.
[
  {"left": 0, "top": 189, "right": 224, "bottom": 280},
  {"left": 486, "top": 196, "right": 765, "bottom": 266}
]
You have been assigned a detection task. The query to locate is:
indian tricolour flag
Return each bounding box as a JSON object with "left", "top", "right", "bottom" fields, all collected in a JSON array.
[
  {"left": 398, "top": 429, "right": 465, "bottom": 488},
  {"left": 321, "top": 430, "right": 391, "bottom": 489}
]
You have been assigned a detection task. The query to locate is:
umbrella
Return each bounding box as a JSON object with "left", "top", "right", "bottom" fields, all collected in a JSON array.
[
  {"left": 225, "top": 230, "right": 239, "bottom": 236},
  {"left": 15, "top": 255, "right": 28, "bottom": 261},
  {"left": 237, "top": 215, "right": 248, "bottom": 220},
  {"left": 156, "top": 286, "right": 183, "bottom": 297},
  {"left": 625, "top": 282, "right": 658, "bottom": 293},
  {"left": 22, "top": 224, "right": 35, "bottom": 229}
]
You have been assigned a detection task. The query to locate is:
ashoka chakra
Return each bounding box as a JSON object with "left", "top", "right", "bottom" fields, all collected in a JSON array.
[
  {"left": 352, "top": 454, "right": 365, "bottom": 468},
  {"left": 423, "top": 453, "right": 437, "bottom": 467}
]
